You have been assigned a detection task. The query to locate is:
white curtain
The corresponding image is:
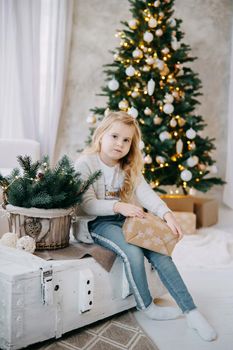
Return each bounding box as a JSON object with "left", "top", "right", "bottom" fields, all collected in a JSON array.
[
  {"left": 223, "top": 24, "right": 233, "bottom": 209},
  {"left": 0, "top": 0, "right": 73, "bottom": 163}
]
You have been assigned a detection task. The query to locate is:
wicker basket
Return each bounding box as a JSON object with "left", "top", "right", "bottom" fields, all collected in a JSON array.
[{"left": 6, "top": 205, "right": 73, "bottom": 250}]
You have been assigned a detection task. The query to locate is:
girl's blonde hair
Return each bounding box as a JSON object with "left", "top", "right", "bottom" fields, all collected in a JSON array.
[{"left": 85, "top": 111, "right": 143, "bottom": 201}]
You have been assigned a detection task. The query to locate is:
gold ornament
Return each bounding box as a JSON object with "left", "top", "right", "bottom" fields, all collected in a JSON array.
[{"left": 118, "top": 99, "right": 129, "bottom": 110}]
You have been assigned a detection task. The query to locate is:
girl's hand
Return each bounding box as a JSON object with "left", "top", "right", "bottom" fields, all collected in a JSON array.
[
  {"left": 163, "top": 211, "right": 183, "bottom": 240},
  {"left": 113, "top": 202, "right": 145, "bottom": 218}
]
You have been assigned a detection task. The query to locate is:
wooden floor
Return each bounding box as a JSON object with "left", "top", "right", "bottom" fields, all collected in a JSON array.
[{"left": 134, "top": 204, "right": 233, "bottom": 350}]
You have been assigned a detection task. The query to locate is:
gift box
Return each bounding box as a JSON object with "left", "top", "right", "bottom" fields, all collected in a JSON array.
[
  {"left": 193, "top": 197, "right": 218, "bottom": 228},
  {"left": 161, "top": 195, "right": 218, "bottom": 228},
  {"left": 173, "top": 211, "right": 196, "bottom": 235},
  {"left": 123, "top": 212, "right": 179, "bottom": 256},
  {"left": 161, "top": 194, "right": 194, "bottom": 212}
]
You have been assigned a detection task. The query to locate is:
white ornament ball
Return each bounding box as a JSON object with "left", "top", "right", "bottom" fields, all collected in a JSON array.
[
  {"left": 163, "top": 103, "right": 174, "bottom": 114},
  {"left": 156, "top": 156, "right": 165, "bottom": 164},
  {"left": 131, "top": 91, "right": 139, "bottom": 98},
  {"left": 144, "top": 107, "right": 152, "bottom": 115},
  {"left": 148, "top": 18, "right": 157, "bottom": 28},
  {"left": 86, "top": 114, "right": 97, "bottom": 124},
  {"left": 172, "top": 91, "right": 179, "bottom": 98},
  {"left": 132, "top": 48, "right": 143, "bottom": 58},
  {"left": 118, "top": 99, "right": 129, "bottom": 110},
  {"left": 143, "top": 31, "right": 154, "bottom": 43},
  {"left": 156, "top": 59, "right": 164, "bottom": 70},
  {"left": 161, "top": 47, "right": 170, "bottom": 54},
  {"left": 0, "top": 232, "right": 18, "bottom": 248},
  {"left": 154, "top": 0, "right": 160, "bottom": 7},
  {"left": 147, "top": 79, "right": 155, "bottom": 96},
  {"left": 16, "top": 236, "right": 36, "bottom": 253},
  {"left": 142, "top": 65, "right": 151, "bottom": 72},
  {"left": 186, "top": 128, "right": 196, "bottom": 139},
  {"left": 155, "top": 29, "right": 163, "bottom": 37},
  {"left": 164, "top": 93, "right": 174, "bottom": 103},
  {"left": 108, "top": 79, "right": 119, "bottom": 91},
  {"left": 170, "top": 118, "right": 177, "bottom": 127},
  {"left": 128, "top": 19, "right": 138, "bottom": 30},
  {"left": 187, "top": 156, "right": 199, "bottom": 167},
  {"left": 153, "top": 116, "right": 162, "bottom": 125},
  {"left": 167, "top": 18, "right": 176, "bottom": 28},
  {"left": 144, "top": 155, "right": 153, "bottom": 164},
  {"left": 125, "top": 65, "right": 135, "bottom": 77},
  {"left": 180, "top": 169, "right": 192, "bottom": 182},
  {"left": 139, "top": 140, "right": 145, "bottom": 150},
  {"left": 146, "top": 57, "right": 155, "bottom": 65},
  {"left": 159, "top": 131, "right": 171, "bottom": 142},
  {"left": 128, "top": 106, "right": 138, "bottom": 118}
]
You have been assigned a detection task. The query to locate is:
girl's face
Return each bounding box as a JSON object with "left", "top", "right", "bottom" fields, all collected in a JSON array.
[{"left": 99, "top": 121, "right": 135, "bottom": 166}]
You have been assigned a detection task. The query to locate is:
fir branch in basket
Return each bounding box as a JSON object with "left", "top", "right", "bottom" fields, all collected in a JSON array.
[{"left": 0, "top": 155, "right": 101, "bottom": 209}]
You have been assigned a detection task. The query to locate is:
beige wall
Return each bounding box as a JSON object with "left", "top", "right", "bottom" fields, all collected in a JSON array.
[{"left": 56, "top": 0, "right": 233, "bottom": 198}]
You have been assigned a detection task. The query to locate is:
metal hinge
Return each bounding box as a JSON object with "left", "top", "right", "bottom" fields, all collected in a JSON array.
[{"left": 40, "top": 266, "right": 53, "bottom": 305}]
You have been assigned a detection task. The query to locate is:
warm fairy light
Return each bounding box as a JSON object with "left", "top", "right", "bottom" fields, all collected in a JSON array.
[
  {"left": 196, "top": 178, "right": 200, "bottom": 182},
  {"left": 178, "top": 165, "right": 185, "bottom": 171},
  {"left": 174, "top": 132, "right": 178, "bottom": 136},
  {"left": 160, "top": 164, "right": 164, "bottom": 167},
  {"left": 151, "top": 167, "right": 155, "bottom": 172},
  {"left": 199, "top": 171, "right": 203, "bottom": 175},
  {"left": 175, "top": 189, "right": 180, "bottom": 194},
  {"left": 165, "top": 163, "right": 169, "bottom": 166},
  {"left": 183, "top": 182, "right": 187, "bottom": 187},
  {"left": 163, "top": 57, "right": 167, "bottom": 61},
  {"left": 176, "top": 87, "right": 180, "bottom": 91},
  {"left": 148, "top": 48, "right": 152, "bottom": 53},
  {"left": 171, "top": 155, "right": 177, "bottom": 161},
  {"left": 175, "top": 115, "right": 180, "bottom": 119},
  {"left": 162, "top": 76, "right": 165, "bottom": 80},
  {"left": 139, "top": 118, "right": 145, "bottom": 124}
]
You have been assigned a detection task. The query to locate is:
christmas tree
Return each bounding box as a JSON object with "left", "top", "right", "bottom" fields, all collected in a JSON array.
[{"left": 87, "top": 0, "right": 224, "bottom": 194}]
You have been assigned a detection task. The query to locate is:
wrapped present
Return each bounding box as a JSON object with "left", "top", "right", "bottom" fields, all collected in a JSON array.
[
  {"left": 161, "top": 194, "right": 194, "bottom": 212},
  {"left": 123, "top": 212, "right": 179, "bottom": 256},
  {"left": 173, "top": 211, "right": 196, "bottom": 235},
  {"left": 193, "top": 197, "right": 218, "bottom": 228},
  {"left": 161, "top": 194, "right": 218, "bottom": 228}
]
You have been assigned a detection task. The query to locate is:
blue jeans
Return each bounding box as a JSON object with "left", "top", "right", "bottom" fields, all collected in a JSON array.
[{"left": 89, "top": 214, "right": 196, "bottom": 312}]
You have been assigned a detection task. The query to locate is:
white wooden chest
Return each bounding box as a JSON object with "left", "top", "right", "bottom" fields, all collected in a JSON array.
[{"left": 0, "top": 246, "right": 166, "bottom": 350}]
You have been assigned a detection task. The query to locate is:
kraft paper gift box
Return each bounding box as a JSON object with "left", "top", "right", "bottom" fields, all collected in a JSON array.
[
  {"left": 123, "top": 212, "right": 179, "bottom": 256},
  {"left": 173, "top": 211, "right": 196, "bottom": 235},
  {"left": 160, "top": 194, "right": 194, "bottom": 212},
  {"left": 193, "top": 197, "right": 218, "bottom": 228},
  {"left": 160, "top": 194, "right": 218, "bottom": 228}
]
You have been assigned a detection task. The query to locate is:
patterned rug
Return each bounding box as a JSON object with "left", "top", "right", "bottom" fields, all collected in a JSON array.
[{"left": 27, "top": 309, "right": 159, "bottom": 350}]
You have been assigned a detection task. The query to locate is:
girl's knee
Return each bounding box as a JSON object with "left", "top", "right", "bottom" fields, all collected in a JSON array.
[{"left": 123, "top": 245, "right": 144, "bottom": 264}]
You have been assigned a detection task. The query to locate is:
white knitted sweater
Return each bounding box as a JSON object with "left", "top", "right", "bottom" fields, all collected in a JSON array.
[{"left": 73, "top": 153, "right": 171, "bottom": 243}]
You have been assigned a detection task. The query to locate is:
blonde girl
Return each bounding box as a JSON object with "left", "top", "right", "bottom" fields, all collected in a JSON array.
[{"left": 74, "top": 111, "right": 217, "bottom": 342}]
